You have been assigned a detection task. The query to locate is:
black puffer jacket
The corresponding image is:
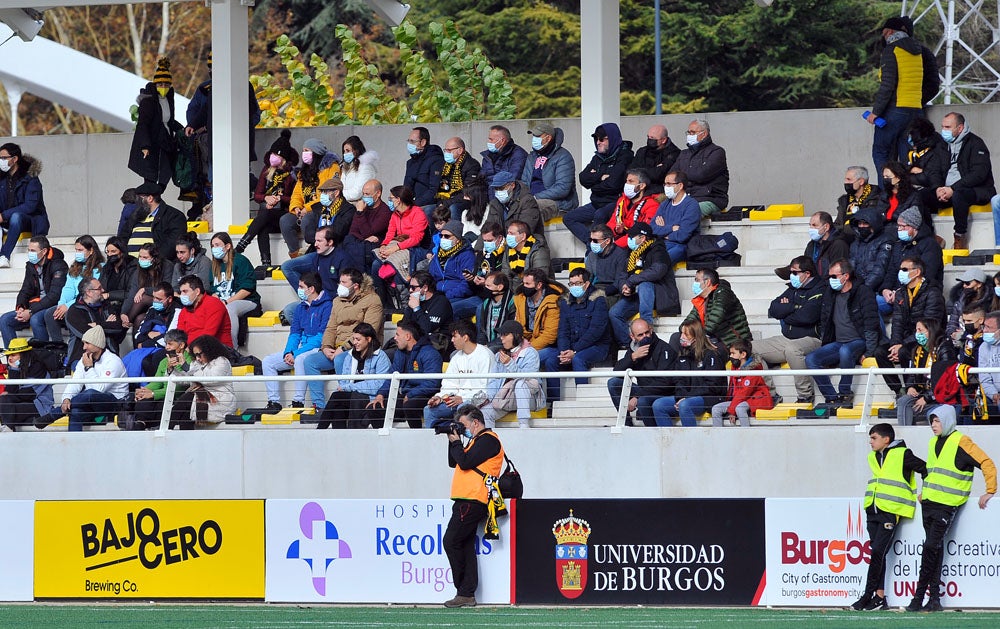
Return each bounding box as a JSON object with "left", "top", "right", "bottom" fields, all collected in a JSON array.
[
  {"left": 890, "top": 280, "right": 946, "bottom": 346},
  {"left": 849, "top": 208, "right": 893, "bottom": 290},
  {"left": 883, "top": 223, "right": 943, "bottom": 290},
  {"left": 668, "top": 335, "right": 728, "bottom": 407},
  {"left": 768, "top": 276, "right": 824, "bottom": 340},
  {"left": 674, "top": 138, "right": 729, "bottom": 209},
  {"left": 614, "top": 333, "right": 676, "bottom": 396}
]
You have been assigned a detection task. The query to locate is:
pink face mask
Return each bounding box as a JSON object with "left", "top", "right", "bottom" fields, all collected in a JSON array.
[
  {"left": 269, "top": 154, "right": 283, "bottom": 167},
  {"left": 301, "top": 150, "right": 313, "bottom": 165}
]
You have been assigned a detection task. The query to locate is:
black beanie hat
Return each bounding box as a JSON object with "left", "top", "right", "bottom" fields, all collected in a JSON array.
[{"left": 268, "top": 130, "right": 299, "bottom": 166}]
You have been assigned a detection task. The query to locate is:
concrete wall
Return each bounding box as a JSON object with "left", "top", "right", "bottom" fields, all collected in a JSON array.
[
  {"left": 1, "top": 425, "right": 997, "bottom": 501},
  {"left": 7, "top": 103, "right": 1000, "bottom": 237}
]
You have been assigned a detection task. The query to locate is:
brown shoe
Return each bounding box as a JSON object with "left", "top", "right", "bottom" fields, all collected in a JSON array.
[
  {"left": 953, "top": 232, "right": 968, "bottom": 250},
  {"left": 288, "top": 249, "right": 301, "bottom": 259},
  {"left": 443, "top": 595, "right": 477, "bottom": 608}
]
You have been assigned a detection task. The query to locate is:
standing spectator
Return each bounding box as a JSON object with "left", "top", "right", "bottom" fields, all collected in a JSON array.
[
  {"left": 476, "top": 271, "right": 516, "bottom": 352},
  {"left": 544, "top": 267, "right": 610, "bottom": 402},
  {"left": 607, "top": 318, "right": 676, "bottom": 426},
  {"left": 605, "top": 169, "right": 659, "bottom": 248},
  {"left": 122, "top": 183, "right": 186, "bottom": 264},
  {"left": 208, "top": 232, "right": 261, "bottom": 348},
  {"left": 896, "top": 319, "right": 956, "bottom": 426},
  {"left": 339, "top": 179, "right": 392, "bottom": 274},
  {"left": 563, "top": 122, "right": 634, "bottom": 245},
  {"left": 482, "top": 320, "right": 545, "bottom": 429},
  {"left": 260, "top": 272, "right": 331, "bottom": 411},
  {"left": 674, "top": 118, "right": 729, "bottom": 216},
  {"left": 0, "top": 236, "right": 67, "bottom": 345},
  {"left": 281, "top": 138, "right": 341, "bottom": 258},
  {"left": 436, "top": 137, "right": 481, "bottom": 218},
  {"left": 127, "top": 57, "right": 182, "bottom": 191},
  {"left": 585, "top": 224, "right": 627, "bottom": 305},
  {"left": 521, "top": 121, "right": 578, "bottom": 217},
  {"left": 0, "top": 339, "right": 55, "bottom": 431},
  {"left": 235, "top": 129, "right": 299, "bottom": 267},
  {"left": 123, "top": 243, "right": 172, "bottom": 330},
  {"left": 315, "top": 323, "right": 391, "bottom": 429},
  {"left": 339, "top": 136, "right": 378, "bottom": 209},
  {"left": 710, "top": 339, "right": 773, "bottom": 427},
  {"left": 632, "top": 124, "right": 680, "bottom": 196},
  {"left": 367, "top": 322, "right": 442, "bottom": 429},
  {"left": 43, "top": 235, "right": 104, "bottom": 343},
  {"left": 403, "top": 271, "right": 454, "bottom": 338},
  {"left": 168, "top": 334, "right": 236, "bottom": 430},
  {"left": 501, "top": 220, "right": 551, "bottom": 289},
  {"left": 480, "top": 125, "right": 528, "bottom": 184},
  {"left": 175, "top": 274, "right": 232, "bottom": 348},
  {"left": 0, "top": 142, "right": 48, "bottom": 268},
  {"left": 683, "top": 268, "right": 750, "bottom": 348},
  {"left": 423, "top": 320, "right": 495, "bottom": 428},
  {"left": 806, "top": 259, "right": 883, "bottom": 408},
  {"left": 610, "top": 222, "right": 680, "bottom": 347},
  {"left": 428, "top": 220, "right": 476, "bottom": 303},
  {"left": 484, "top": 171, "right": 543, "bottom": 237},
  {"left": 404, "top": 126, "right": 445, "bottom": 210},
  {"left": 652, "top": 320, "right": 728, "bottom": 427},
  {"left": 652, "top": 171, "right": 701, "bottom": 263},
  {"left": 835, "top": 166, "right": 882, "bottom": 232}
]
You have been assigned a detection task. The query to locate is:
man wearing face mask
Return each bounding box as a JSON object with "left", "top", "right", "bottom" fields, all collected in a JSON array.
[
  {"left": 501, "top": 221, "right": 551, "bottom": 290},
  {"left": 674, "top": 119, "right": 729, "bottom": 216},
  {"left": 632, "top": 125, "right": 680, "bottom": 197},
  {"left": 682, "top": 268, "right": 749, "bottom": 348},
  {"left": 175, "top": 274, "right": 232, "bottom": 348},
  {"left": 132, "top": 282, "right": 177, "bottom": 349},
  {"left": 308, "top": 178, "right": 355, "bottom": 250},
  {"left": 882, "top": 208, "right": 943, "bottom": 301},
  {"left": 781, "top": 211, "right": 849, "bottom": 281},
  {"left": 835, "top": 166, "right": 882, "bottom": 234},
  {"left": 848, "top": 209, "right": 893, "bottom": 298},
  {"left": 585, "top": 225, "right": 628, "bottom": 306},
  {"left": 651, "top": 171, "right": 700, "bottom": 264},
  {"left": 0, "top": 236, "right": 68, "bottom": 346},
  {"left": 476, "top": 271, "right": 516, "bottom": 352},
  {"left": 402, "top": 270, "right": 454, "bottom": 338},
  {"left": 436, "top": 138, "right": 481, "bottom": 210},
  {"left": 0, "top": 142, "right": 49, "bottom": 269},
  {"left": 127, "top": 57, "right": 183, "bottom": 191},
  {"left": 606, "top": 169, "right": 658, "bottom": 248},
  {"left": 123, "top": 182, "right": 186, "bottom": 264},
  {"left": 404, "top": 127, "right": 446, "bottom": 211},
  {"left": 340, "top": 179, "right": 392, "bottom": 274},
  {"left": 520, "top": 121, "right": 578, "bottom": 218},
  {"left": 480, "top": 125, "right": 528, "bottom": 185},
  {"left": 544, "top": 267, "right": 611, "bottom": 402},
  {"left": 0, "top": 339, "right": 56, "bottom": 432},
  {"left": 609, "top": 222, "right": 680, "bottom": 347},
  {"left": 485, "top": 171, "right": 543, "bottom": 237},
  {"left": 65, "top": 277, "right": 128, "bottom": 366},
  {"left": 976, "top": 311, "right": 1000, "bottom": 421},
  {"left": 957, "top": 305, "right": 986, "bottom": 368},
  {"left": 455, "top": 223, "right": 506, "bottom": 320},
  {"left": 563, "top": 122, "right": 634, "bottom": 246}
]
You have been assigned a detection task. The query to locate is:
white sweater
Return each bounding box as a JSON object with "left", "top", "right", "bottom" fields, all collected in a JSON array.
[
  {"left": 439, "top": 344, "right": 496, "bottom": 400},
  {"left": 341, "top": 151, "right": 379, "bottom": 202},
  {"left": 63, "top": 350, "right": 129, "bottom": 401}
]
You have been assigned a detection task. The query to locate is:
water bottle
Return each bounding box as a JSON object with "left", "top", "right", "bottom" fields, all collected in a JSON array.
[{"left": 862, "top": 111, "right": 887, "bottom": 128}]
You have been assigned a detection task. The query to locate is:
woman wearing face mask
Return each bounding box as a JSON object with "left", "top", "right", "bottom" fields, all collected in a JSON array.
[
  {"left": 123, "top": 243, "right": 173, "bottom": 330},
  {"left": 428, "top": 220, "right": 477, "bottom": 303},
  {"left": 878, "top": 161, "right": 925, "bottom": 229},
  {"left": 0, "top": 143, "right": 49, "bottom": 268},
  {"left": 99, "top": 237, "right": 138, "bottom": 318},
  {"left": 127, "top": 57, "right": 182, "bottom": 190},
  {"left": 0, "top": 340, "right": 56, "bottom": 432},
  {"left": 372, "top": 185, "right": 430, "bottom": 305},
  {"left": 172, "top": 232, "right": 212, "bottom": 294},
  {"left": 44, "top": 235, "right": 104, "bottom": 343},
  {"left": 314, "top": 323, "right": 391, "bottom": 429},
  {"left": 652, "top": 320, "right": 728, "bottom": 427},
  {"left": 905, "top": 117, "right": 949, "bottom": 191},
  {"left": 459, "top": 181, "right": 490, "bottom": 245},
  {"left": 235, "top": 130, "right": 299, "bottom": 268},
  {"left": 989, "top": 272, "right": 1000, "bottom": 312},
  {"left": 168, "top": 334, "right": 236, "bottom": 430},
  {"left": 897, "top": 319, "right": 956, "bottom": 426},
  {"left": 340, "top": 136, "right": 379, "bottom": 210},
  {"left": 208, "top": 232, "right": 261, "bottom": 348},
  {"left": 281, "top": 138, "right": 341, "bottom": 259}
]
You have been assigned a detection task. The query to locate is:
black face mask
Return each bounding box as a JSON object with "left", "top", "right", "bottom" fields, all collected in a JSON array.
[
  {"left": 521, "top": 286, "right": 538, "bottom": 298},
  {"left": 646, "top": 138, "right": 659, "bottom": 150},
  {"left": 882, "top": 176, "right": 896, "bottom": 190},
  {"left": 844, "top": 183, "right": 856, "bottom": 196},
  {"left": 855, "top": 226, "right": 873, "bottom": 240},
  {"left": 107, "top": 255, "right": 120, "bottom": 265},
  {"left": 965, "top": 323, "right": 979, "bottom": 336}
]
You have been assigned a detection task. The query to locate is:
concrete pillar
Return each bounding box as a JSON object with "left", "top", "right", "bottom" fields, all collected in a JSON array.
[
  {"left": 210, "top": 0, "right": 251, "bottom": 232},
  {"left": 580, "top": 0, "right": 620, "bottom": 204}
]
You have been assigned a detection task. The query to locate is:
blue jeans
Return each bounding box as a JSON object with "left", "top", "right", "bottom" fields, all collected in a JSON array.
[
  {"left": 302, "top": 351, "right": 348, "bottom": 409},
  {"left": 607, "top": 377, "right": 659, "bottom": 427},
  {"left": 665, "top": 241, "right": 687, "bottom": 264},
  {"left": 451, "top": 295, "right": 483, "bottom": 320},
  {"left": 423, "top": 402, "right": 457, "bottom": 428},
  {"left": 0, "top": 212, "right": 30, "bottom": 259},
  {"left": 0, "top": 308, "right": 49, "bottom": 346},
  {"left": 563, "top": 202, "right": 615, "bottom": 245},
  {"left": 805, "top": 339, "right": 866, "bottom": 400},
  {"left": 608, "top": 283, "right": 655, "bottom": 346},
  {"left": 872, "top": 107, "right": 920, "bottom": 178},
  {"left": 64, "top": 389, "right": 122, "bottom": 432},
  {"left": 281, "top": 252, "right": 316, "bottom": 291},
  {"left": 652, "top": 395, "right": 706, "bottom": 427},
  {"left": 543, "top": 344, "right": 609, "bottom": 401}
]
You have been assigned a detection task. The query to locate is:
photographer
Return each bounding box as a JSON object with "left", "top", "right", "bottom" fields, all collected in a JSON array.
[{"left": 441, "top": 404, "right": 504, "bottom": 608}]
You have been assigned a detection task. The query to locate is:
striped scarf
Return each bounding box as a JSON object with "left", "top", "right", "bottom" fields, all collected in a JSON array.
[
  {"left": 437, "top": 153, "right": 466, "bottom": 199},
  {"left": 436, "top": 238, "right": 467, "bottom": 264},
  {"left": 626, "top": 238, "right": 654, "bottom": 273},
  {"left": 507, "top": 236, "right": 536, "bottom": 273}
]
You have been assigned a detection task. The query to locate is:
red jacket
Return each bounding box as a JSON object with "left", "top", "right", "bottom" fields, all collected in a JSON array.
[
  {"left": 177, "top": 293, "right": 233, "bottom": 348},
  {"left": 381, "top": 206, "right": 429, "bottom": 250},
  {"left": 726, "top": 359, "right": 773, "bottom": 416},
  {"left": 607, "top": 194, "right": 659, "bottom": 248}
]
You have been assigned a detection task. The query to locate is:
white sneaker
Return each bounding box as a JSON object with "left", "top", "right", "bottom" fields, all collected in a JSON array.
[{"left": 0, "top": 256, "right": 9, "bottom": 268}]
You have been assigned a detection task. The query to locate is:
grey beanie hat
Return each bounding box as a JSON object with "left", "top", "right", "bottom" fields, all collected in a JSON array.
[
  {"left": 442, "top": 220, "right": 465, "bottom": 238},
  {"left": 898, "top": 207, "right": 922, "bottom": 229},
  {"left": 302, "top": 138, "right": 328, "bottom": 156}
]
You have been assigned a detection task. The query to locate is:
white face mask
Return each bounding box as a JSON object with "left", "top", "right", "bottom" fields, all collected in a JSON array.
[
  {"left": 0, "top": 158, "right": 10, "bottom": 173},
  {"left": 686, "top": 133, "right": 699, "bottom": 146},
  {"left": 337, "top": 284, "right": 351, "bottom": 299},
  {"left": 664, "top": 186, "right": 678, "bottom": 200}
]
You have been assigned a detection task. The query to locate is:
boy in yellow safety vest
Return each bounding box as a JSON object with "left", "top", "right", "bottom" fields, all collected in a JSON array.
[
  {"left": 852, "top": 423, "right": 926, "bottom": 611},
  {"left": 907, "top": 405, "right": 996, "bottom": 612}
]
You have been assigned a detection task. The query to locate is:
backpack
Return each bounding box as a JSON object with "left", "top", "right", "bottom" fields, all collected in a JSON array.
[
  {"left": 685, "top": 232, "right": 741, "bottom": 270},
  {"left": 27, "top": 339, "right": 69, "bottom": 377}
]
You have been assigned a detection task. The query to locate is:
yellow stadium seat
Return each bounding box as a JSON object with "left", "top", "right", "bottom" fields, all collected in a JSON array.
[
  {"left": 938, "top": 203, "right": 991, "bottom": 217},
  {"left": 391, "top": 313, "right": 403, "bottom": 324},
  {"left": 232, "top": 365, "right": 256, "bottom": 376},
  {"left": 545, "top": 215, "right": 564, "bottom": 227},
  {"left": 229, "top": 220, "right": 253, "bottom": 235},
  {"left": 861, "top": 357, "right": 878, "bottom": 368},
  {"left": 568, "top": 262, "right": 585, "bottom": 272},
  {"left": 673, "top": 261, "right": 686, "bottom": 271},
  {"left": 18, "top": 232, "right": 31, "bottom": 241},
  {"left": 942, "top": 249, "right": 969, "bottom": 265},
  {"left": 271, "top": 268, "right": 286, "bottom": 281},
  {"left": 187, "top": 221, "right": 210, "bottom": 234},
  {"left": 248, "top": 311, "right": 281, "bottom": 327},
  {"left": 835, "top": 403, "right": 893, "bottom": 420},
  {"left": 749, "top": 203, "right": 805, "bottom": 221}
]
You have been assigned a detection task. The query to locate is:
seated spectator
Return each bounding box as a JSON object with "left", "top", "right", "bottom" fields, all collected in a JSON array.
[
  {"left": 683, "top": 267, "right": 749, "bottom": 348},
  {"left": 123, "top": 243, "right": 173, "bottom": 330},
  {"left": 978, "top": 311, "right": 1000, "bottom": 421},
  {"left": 806, "top": 259, "right": 883, "bottom": 408},
  {"left": 281, "top": 226, "right": 348, "bottom": 308},
  {"left": 476, "top": 271, "right": 516, "bottom": 352},
  {"left": 632, "top": 124, "right": 680, "bottom": 196},
  {"left": 43, "top": 235, "right": 104, "bottom": 343},
  {"left": 610, "top": 222, "right": 681, "bottom": 347},
  {"left": 436, "top": 137, "right": 481, "bottom": 218},
  {"left": 0, "top": 236, "right": 68, "bottom": 346},
  {"left": 100, "top": 237, "right": 138, "bottom": 316},
  {"left": 481, "top": 321, "right": 545, "bottom": 429},
  {"left": 905, "top": 116, "right": 948, "bottom": 191},
  {"left": 315, "top": 323, "right": 390, "bottom": 429},
  {"left": 176, "top": 274, "right": 232, "bottom": 348},
  {"left": 123, "top": 182, "right": 185, "bottom": 264},
  {"left": 402, "top": 270, "right": 454, "bottom": 338},
  {"left": 563, "top": 122, "right": 634, "bottom": 245},
  {"left": 606, "top": 169, "right": 659, "bottom": 248},
  {"left": 340, "top": 135, "right": 379, "bottom": 210},
  {"left": 879, "top": 161, "right": 924, "bottom": 228},
  {"left": 302, "top": 269, "right": 383, "bottom": 410},
  {"left": 918, "top": 112, "right": 995, "bottom": 249},
  {"left": 404, "top": 126, "right": 445, "bottom": 211},
  {"left": 780, "top": 211, "right": 849, "bottom": 280},
  {"left": 521, "top": 121, "right": 578, "bottom": 218},
  {"left": 585, "top": 224, "right": 627, "bottom": 305},
  {"left": 116, "top": 187, "right": 138, "bottom": 237},
  {"left": 651, "top": 170, "right": 700, "bottom": 263},
  {"left": 428, "top": 220, "right": 476, "bottom": 303},
  {"left": 423, "top": 204, "right": 453, "bottom": 269},
  {"left": 514, "top": 269, "right": 563, "bottom": 376},
  {"left": 897, "top": 319, "right": 956, "bottom": 425},
  {"left": 65, "top": 277, "right": 128, "bottom": 366},
  {"left": 501, "top": 220, "right": 551, "bottom": 289},
  {"left": 281, "top": 138, "right": 341, "bottom": 258},
  {"left": 168, "top": 334, "right": 236, "bottom": 429},
  {"left": 543, "top": 267, "right": 610, "bottom": 402},
  {"left": 339, "top": 179, "right": 392, "bottom": 274},
  {"left": 310, "top": 177, "right": 356, "bottom": 251},
  {"left": 654, "top": 320, "right": 728, "bottom": 427},
  {"left": 947, "top": 269, "right": 991, "bottom": 338},
  {"left": 484, "top": 171, "right": 543, "bottom": 237},
  {"left": 132, "top": 282, "right": 177, "bottom": 349},
  {"left": 989, "top": 271, "right": 1000, "bottom": 311},
  {"left": 752, "top": 256, "right": 824, "bottom": 404},
  {"left": 0, "top": 339, "right": 55, "bottom": 431},
  {"left": 235, "top": 130, "right": 298, "bottom": 267},
  {"left": 172, "top": 232, "right": 212, "bottom": 294},
  {"left": 35, "top": 326, "right": 128, "bottom": 432},
  {"left": 956, "top": 304, "right": 985, "bottom": 368},
  {"left": 848, "top": 209, "right": 893, "bottom": 302},
  {"left": 208, "top": 232, "right": 261, "bottom": 348},
  {"left": 480, "top": 124, "right": 528, "bottom": 185},
  {"left": 423, "top": 320, "right": 495, "bottom": 428},
  {"left": 674, "top": 118, "right": 729, "bottom": 216},
  {"left": 882, "top": 207, "right": 943, "bottom": 294},
  {"left": 127, "top": 328, "right": 191, "bottom": 430},
  {"left": 453, "top": 222, "right": 505, "bottom": 319},
  {"left": 835, "top": 166, "right": 882, "bottom": 232},
  {"left": 367, "top": 321, "right": 443, "bottom": 429},
  {"left": 607, "top": 318, "right": 675, "bottom": 426},
  {"left": 456, "top": 181, "right": 490, "bottom": 243},
  {"left": 261, "top": 272, "right": 331, "bottom": 411},
  {"left": 372, "top": 186, "right": 430, "bottom": 306},
  {"left": 711, "top": 339, "right": 773, "bottom": 427},
  {"left": 0, "top": 143, "right": 48, "bottom": 268}
]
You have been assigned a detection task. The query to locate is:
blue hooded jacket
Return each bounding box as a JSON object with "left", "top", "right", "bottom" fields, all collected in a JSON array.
[
  {"left": 380, "top": 335, "right": 443, "bottom": 399},
  {"left": 284, "top": 291, "right": 333, "bottom": 356}
]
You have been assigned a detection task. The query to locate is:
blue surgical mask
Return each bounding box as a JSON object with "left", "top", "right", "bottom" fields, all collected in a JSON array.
[
  {"left": 531, "top": 136, "right": 544, "bottom": 151},
  {"left": 439, "top": 237, "right": 454, "bottom": 251},
  {"left": 74, "top": 251, "right": 86, "bottom": 263},
  {"left": 185, "top": 255, "right": 197, "bottom": 266},
  {"left": 495, "top": 189, "right": 510, "bottom": 204},
  {"left": 808, "top": 228, "right": 822, "bottom": 242},
  {"left": 789, "top": 274, "right": 803, "bottom": 289},
  {"left": 320, "top": 193, "right": 332, "bottom": 207},
  {"left": 27, "top": 251, "right": 40, "bottom": 265},
  {"left": 627, "top": 237, "right": 639, "bottom": 251},
  {"left": 444, "top": 152, "right": 456, "bottom": 164},
  {"left": 691, "top": 280, "right": 703, "bottom": 296},
  {"left": 406, "top": 142, "right": 419, "bottom": 156},
  {"left": 590, "top": 242, "right": 604, "bottom": 255},
  {"left": 569, "top": 285, "right": 585, "bottom": 299},
  {"left": 995, "top": 286, "right": 1000, "bottom": 298},
  {"left": 138, "top": 258, "right": 153, "bottom": 269},
  {"left": 897, "top": 229, "right": 912, "bottom": 242},
  {"left": 387, "top": 198, "right": 396, "bottom": 211},
  {"left": 487, "top": 142, "right": 498, "bottom": 153},
  {"left": 180, "top": 294, "right": 193, "bottom": 307},
  {"left": 898, "top": 269, "right": 912, "bottom": 285},
  {"left": 150, "top": 301, "right": 165, "bottom": 312},
  {"left": 506, "top": 234, "right": 519, "bottom": 248},
  {"left": 297, "top": 288, "right": 307, "bottom": 301},
  {"left": 985, "top": 332, "right": 998, "bottom": 345},
  {"left": 483, "top": 240, "right": 497, "bottom": 254},
  {"left": 418, "top": 291, "right": 427, "bottom": 302},
  {"left": 362, "top": 195, "right": 375, "bottom": 208},
  {"left": 342, "top": 152, "right": 354, "bottom": 163},
  {"left": 211, "top": 246, "right": 226, "bottom": 260},
  {"left": 915, "top": 332, "right": 929, "bottom": 347},
  {"left": 941, "top": 128, "right": 955, "bottom": 143},
  {"left": 463, "top": 428, "right": 473, "bottom": 439},
  {"left": 829, "top": 277, "right": 843, "bottom": 291}
]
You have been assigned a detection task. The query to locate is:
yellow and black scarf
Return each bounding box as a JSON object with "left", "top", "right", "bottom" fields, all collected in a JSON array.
[
  {"left": 316, "top": 196, "right": 344, "bottom": 227},
  {"left": 436, "top": 153, "right": 466, "bottom": 199},
  {"left": 436, "top": 237, "right": 467, "bottom": 264},
  {"left": 846, "top": 183, "right": 873, "bottom": 217},
  {"left": 626, "top": 238, "right": 654, "bottom": 273},
  {"left": 507, "top": 236, "right": 536, "bottom": 273},
  {"left": 265, "top": 170, "right": 291, "bottom": 197}
]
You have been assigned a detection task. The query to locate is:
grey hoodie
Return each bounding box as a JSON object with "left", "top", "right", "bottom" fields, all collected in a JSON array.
[{"left": 929, "top": 404, "right": 957, "bottom": 436}]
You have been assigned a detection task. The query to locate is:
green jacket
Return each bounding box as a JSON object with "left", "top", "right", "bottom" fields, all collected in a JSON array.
[
  {"left": 148, "top": 350, "right": 193, "bottom": 401},
  {"left": 210, "top": 253, "right": 260, "bottom": 306},
  {"left": 683, "top": 279, "right": 751, "bottom": 347}
]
